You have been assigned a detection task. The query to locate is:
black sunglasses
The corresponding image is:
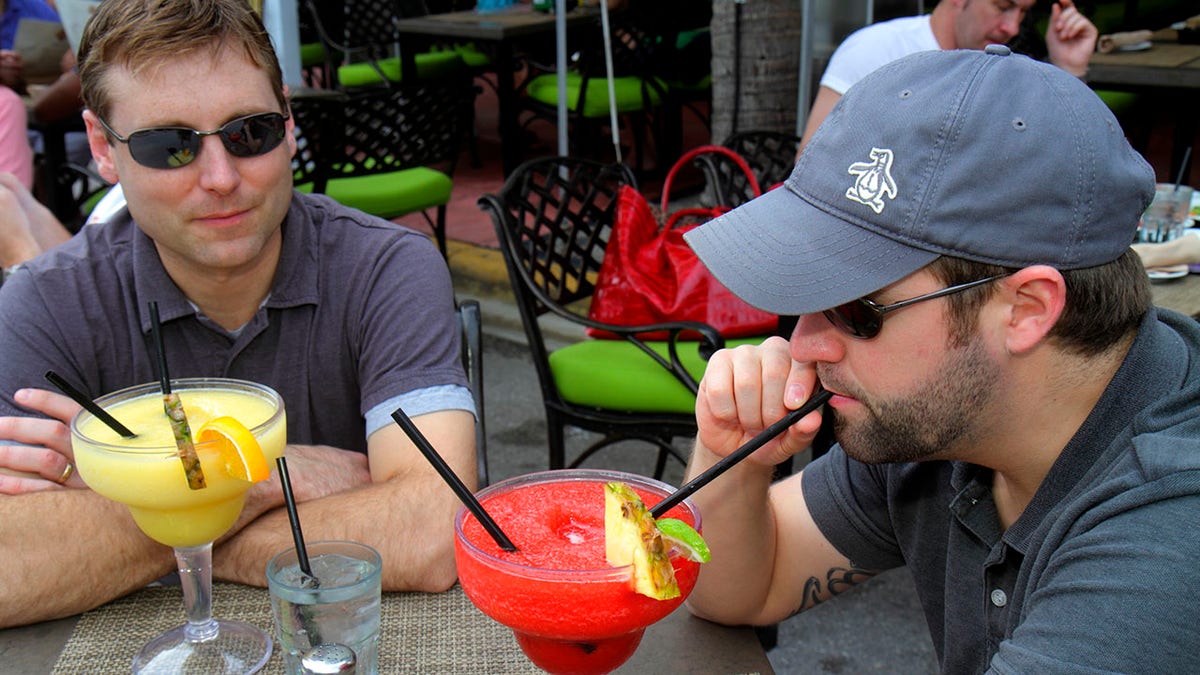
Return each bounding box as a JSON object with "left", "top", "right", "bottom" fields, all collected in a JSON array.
[
  {"left": 822, "top": 274, "right": 1009, "bottom": 339},
  {"left": 95, "top": 111, "right": 289, "bottom": 170}
]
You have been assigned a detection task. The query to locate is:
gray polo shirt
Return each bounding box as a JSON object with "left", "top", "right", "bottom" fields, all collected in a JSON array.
[
  {"left": 0, "top": 191, "right": 471, "bottom": 453},
  {"left": 802, "top": 309, "right": 1200, "bottom": 674}
]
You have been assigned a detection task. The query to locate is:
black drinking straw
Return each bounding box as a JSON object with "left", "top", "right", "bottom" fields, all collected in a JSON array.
[
  {"left": 391, "top": 407, "right": 517, "bottom": 552},
  {"left": 276, "top": 456, "right": 316, "bottom": 580},
  {"left": 148, "top": 302, "right": 171, "bottom": 396},
  {"left": 1172, "top": 146, "right": 1192, "bottom": 192},
  {"left": 650, "top": 387, "right": 833, "bottom": 518},
  {"left": 44, "top": 370, "right": 136, "bottom": 438}
]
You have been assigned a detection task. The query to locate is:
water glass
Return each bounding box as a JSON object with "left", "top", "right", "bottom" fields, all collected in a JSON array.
[
  {"left": 267, "top": 540, "right": 383, "bottom": 674},
  {"left": 1138, "top": 183, "right": 1194, "bottom": 243}
]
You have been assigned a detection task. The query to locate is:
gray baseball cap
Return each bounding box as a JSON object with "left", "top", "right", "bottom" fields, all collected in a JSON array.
[{"left": 685, "top": 45, "right": 1156, "bottom": 316}]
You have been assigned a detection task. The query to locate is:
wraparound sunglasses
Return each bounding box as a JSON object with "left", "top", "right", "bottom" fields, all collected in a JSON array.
[
  {"left": 823, "top": 274, "right": 1009, "bottom": 339},
  {"left": 95, "top": 111, "right": 289, "bottom": 170}
]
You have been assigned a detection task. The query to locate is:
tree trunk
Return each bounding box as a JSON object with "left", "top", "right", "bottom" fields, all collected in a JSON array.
[{"left": 710, "top": 0, "right": 803, "bottom": 143}]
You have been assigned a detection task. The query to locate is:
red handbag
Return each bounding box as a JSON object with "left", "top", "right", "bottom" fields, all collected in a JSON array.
[{"left": 587, "top": 145, "right": 778, "bottom": 339}]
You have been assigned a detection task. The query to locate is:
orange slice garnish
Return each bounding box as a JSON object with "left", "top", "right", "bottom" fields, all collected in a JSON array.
[{"left": 197, "top": 417, "right": 270, "bottom": 483}]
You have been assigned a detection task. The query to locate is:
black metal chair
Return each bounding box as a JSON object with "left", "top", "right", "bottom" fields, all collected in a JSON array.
[
  {"left": 695, "top": 130, "right": 802, "bottom": 209},
  {"left": 477, "top": 156, "right": 727, "bottom": 479},
  {"left": 457, "top": 298, "right": 489, "bottom": 487},
  {"left": 517, "top": 7, "right": 673, "bottom": 175},
  {"left": 288, "top": 80, "right": 469, "bottom": 259}
]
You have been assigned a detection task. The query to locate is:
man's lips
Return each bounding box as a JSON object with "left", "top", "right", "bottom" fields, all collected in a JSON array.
[{"left": 195, "top": 208, "right": 251, "bottom": 227}]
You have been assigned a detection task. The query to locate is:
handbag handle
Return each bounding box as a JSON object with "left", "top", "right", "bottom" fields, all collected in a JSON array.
[{"left": 659, "top": 145, "right": 763, "bottom": 213}]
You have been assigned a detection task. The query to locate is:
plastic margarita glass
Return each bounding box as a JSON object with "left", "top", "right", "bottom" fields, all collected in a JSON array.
[
  {"left": 71, "top": 378, "right": 286, "bottom": 674},
  {"left": 454, "top": 469, "right": 701, "bottom": 675}
]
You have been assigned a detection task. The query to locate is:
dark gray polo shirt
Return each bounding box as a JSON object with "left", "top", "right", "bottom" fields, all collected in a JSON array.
[
  {"left": 802, "top": 309, "right": 1200, "bottom": 674},
  {"left": 0, "top": 191, "right": 469, "bottom": 454}
]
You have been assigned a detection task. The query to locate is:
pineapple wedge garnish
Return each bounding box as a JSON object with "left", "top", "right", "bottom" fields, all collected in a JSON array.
[{"left": 604, "top": 481, "right": 680, "bottom": 600}]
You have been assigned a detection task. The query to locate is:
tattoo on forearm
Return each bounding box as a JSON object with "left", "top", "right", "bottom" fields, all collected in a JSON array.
[{"left": 793, "top": 566, "right": 877, "bottom": 615}]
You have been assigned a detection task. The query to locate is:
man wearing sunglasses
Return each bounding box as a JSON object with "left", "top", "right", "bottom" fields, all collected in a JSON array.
[
  {"left": 0, "top": 0, "right": 477, "bottom": 627},
  {"left": 682, "top": 47, "right": 1200, "bottom": 672}
]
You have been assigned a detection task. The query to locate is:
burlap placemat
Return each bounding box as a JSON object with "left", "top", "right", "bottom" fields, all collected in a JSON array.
[{"left": 52, "top": 582, "right": 540, "bottom": 674}]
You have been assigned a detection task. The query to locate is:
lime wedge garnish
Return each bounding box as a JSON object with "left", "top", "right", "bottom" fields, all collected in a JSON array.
[{"left": 657, "top": 518, "right": 711, "bottom": 563}]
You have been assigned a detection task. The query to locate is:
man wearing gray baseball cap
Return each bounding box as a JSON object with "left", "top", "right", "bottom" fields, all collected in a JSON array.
[{"left": 682, "top": 46, "right": 1200, "bottom": 672}]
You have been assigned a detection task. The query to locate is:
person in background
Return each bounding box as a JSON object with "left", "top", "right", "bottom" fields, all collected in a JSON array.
[
  {"left": 0, "top": 0, "right": 59, "bottom": 92},
  {"left": 684, "top": 47, "right": 1198, "bottom": 673},
  {"left": 0, "top": 0, "right": 477, "bottom": 628},
  {"left": 1133, "top": 229, "right": 1200, "bottom": 270},
  {"left": 0, "top": 85, "right": 33, "bottom": 186},
  {"left": 797, "top": 0, "right": 1097, "bottom": 155}
]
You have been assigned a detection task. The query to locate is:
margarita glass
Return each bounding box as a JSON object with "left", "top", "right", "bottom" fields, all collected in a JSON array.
[
  {"left": 454, "top": 469, "right": 701, "bottom": 675},
  {"left": 72, "top": 378, "right": 286, "bottom": 674}
]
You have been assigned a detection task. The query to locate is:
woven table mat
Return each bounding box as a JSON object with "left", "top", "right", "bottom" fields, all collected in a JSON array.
[{"left": 52, "top": 582, "right": 540, "bottom": 674}]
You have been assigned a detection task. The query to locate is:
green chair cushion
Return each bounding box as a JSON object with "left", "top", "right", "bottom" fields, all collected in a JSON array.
[
  {"left": 526, "top": 71, "right": 664, "bottom": 118},
  {"left": 1097, "top": 89, "right": 1139, "bottom": 117},
  {"left": 296, "top": 168, "right": 452, "bottom": 219},
  {"left": 549, "top": 336, "right": 766, "bottom": 414},
  {"left": 299, "top": 42, "right": 327, "bottom": 67},
  {"left": 431, "top": 42, "right": 492, "bottom": 69},
  {"left": 337, "top": 51, "right": 464, "bottom": 87}
]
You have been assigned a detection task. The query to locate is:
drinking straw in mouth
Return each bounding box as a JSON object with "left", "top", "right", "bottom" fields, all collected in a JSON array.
[
  {"left": 148, "top": 301, "right": 205, "bottom": 489},
  {"left": 1172, "top": 146, "right": 1192, "bottom": 192},
  {"left": 44, "top": 370, "right": 137, "bottom": 438},
  {"left": 391, "top": 407, "right": 518, "bottom": 552},
  {"left": 276, "top": 456, "right": 317, "bottom": 581},
  {"left": 650, "top": 387, "right": 833, "bottom": 518}
]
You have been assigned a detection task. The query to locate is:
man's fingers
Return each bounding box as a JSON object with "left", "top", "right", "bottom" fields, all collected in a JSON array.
[{"left": 13, "top": 388, "right": 85, "bottom": 424}]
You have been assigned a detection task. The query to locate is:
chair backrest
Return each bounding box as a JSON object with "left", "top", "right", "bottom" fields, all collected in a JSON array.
[
  {"left": 477, "top": 156, "right": 636, "bottom": 385},
  {"left": 289, "top": 91, "right": 347, "bottom": 194},
  {"left": 694, "top": 130, "right": 802, "bottom": 209},
  {"left": 723, "top": 130, "right": 802, "bottom": 192},
  {"left": 457, "top": 299, "right": 488, "bottom": 487},
  {"left": 336, "top": 81, "right": 468, "bottom": 179}
]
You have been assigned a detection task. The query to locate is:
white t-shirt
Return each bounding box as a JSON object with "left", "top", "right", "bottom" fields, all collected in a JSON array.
[{"left": 819, "top": 15, "right": 940, "bottom": 95}]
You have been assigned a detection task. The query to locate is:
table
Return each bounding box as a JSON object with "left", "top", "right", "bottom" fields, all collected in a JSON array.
[
  {"left": 1150, "top": 270, "right": 1200, "bottom": 318},
  {"left": 1087, "top": 39, "right": 1200, "bottom": 184},
  {"left": 0, "top": 582, "right": 775, "bottom": 674},
  {"left": 393, "top": 5, "right": 600, "bottom": 176}
]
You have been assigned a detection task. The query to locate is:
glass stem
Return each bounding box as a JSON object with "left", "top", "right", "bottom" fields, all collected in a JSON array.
[{"left": 174, "top": 543, "right": 220, "bottom": 643}]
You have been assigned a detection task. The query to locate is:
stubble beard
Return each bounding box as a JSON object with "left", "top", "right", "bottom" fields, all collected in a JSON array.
[{"left": 829, "top": 336, "right": 1000, "bottom": 464}]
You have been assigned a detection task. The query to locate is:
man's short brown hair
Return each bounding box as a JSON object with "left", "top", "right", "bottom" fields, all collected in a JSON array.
[
  {"left": 78, "top": 0, "right": 286, "bottom": 123},
  {"left": 929, "top": 250, "right": 1150, "bottom": 356}
]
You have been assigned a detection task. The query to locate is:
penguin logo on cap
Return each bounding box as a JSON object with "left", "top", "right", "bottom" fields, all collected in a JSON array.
[{"left": 846, "top": 148, "right": 898, "bottom": 214}]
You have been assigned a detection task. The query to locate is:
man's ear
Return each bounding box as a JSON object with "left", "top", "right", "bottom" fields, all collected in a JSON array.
[
  {"left": 82, "top": 110, "right": 120, "bottom": 185},
  {"left": 1001, "top": 265, "right": 1067, "bottom": 354}
]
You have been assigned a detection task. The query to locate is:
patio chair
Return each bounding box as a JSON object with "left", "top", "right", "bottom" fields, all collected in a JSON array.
[
  {"left": 517, "top": 7, "right": 671, "bottom": 175},
  {"left": 289, "top": 80, "right": 468, "bottom": 258},
  {"left": 693, "top": 130, "right": 802, "bottom": 209},
  {"left": 457, "top": 298, "right": 489, "bottom": 487},
  {"left": 478, "top": 156, "right": 743, "bottom": 479}
]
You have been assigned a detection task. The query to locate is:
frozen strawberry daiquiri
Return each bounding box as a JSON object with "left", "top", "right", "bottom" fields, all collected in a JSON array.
[{"left": 454, "top": 469, "right": 702, "bottom": 675}]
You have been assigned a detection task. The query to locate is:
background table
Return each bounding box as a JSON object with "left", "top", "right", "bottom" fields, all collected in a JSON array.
[
  {"left": 0, "top": 582, "right": 775, "bottom": 674},
  {"left": 393, "top": 5, "right": 600, "bottom": 176},
  {"left": 1150, "top": 271, "right": 1200, "bottom": 318},
  {"left": 1087, "top": 40, "right": 1200, "bottom": 184}
]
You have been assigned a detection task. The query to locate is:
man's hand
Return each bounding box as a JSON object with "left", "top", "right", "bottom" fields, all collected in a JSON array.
[
  {"left": 0, "top": 389, "right": 84, "bottom": 494},
  {"left": 695, "top": 336, "right": 824, "bottom": 467},
  {"left": 250, "top": 444, "right": 372, "bottom": 506},
  {"left": 0, "top": 50, "right": 25, "bottom": 92},
  {"left": 1045, "top": 0, "right": 1098, "bottom": 78}
]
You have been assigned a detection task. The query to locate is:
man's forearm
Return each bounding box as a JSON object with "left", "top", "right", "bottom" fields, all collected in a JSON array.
[
  {"left": 214, "top": 474, "right": 461, "bottom": 593},
  {"left": 0, "top": 491, "right": 176, "bottom": 628},
  {"left": 683, "top": 441, "right": 782, "bottom": 625}
]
